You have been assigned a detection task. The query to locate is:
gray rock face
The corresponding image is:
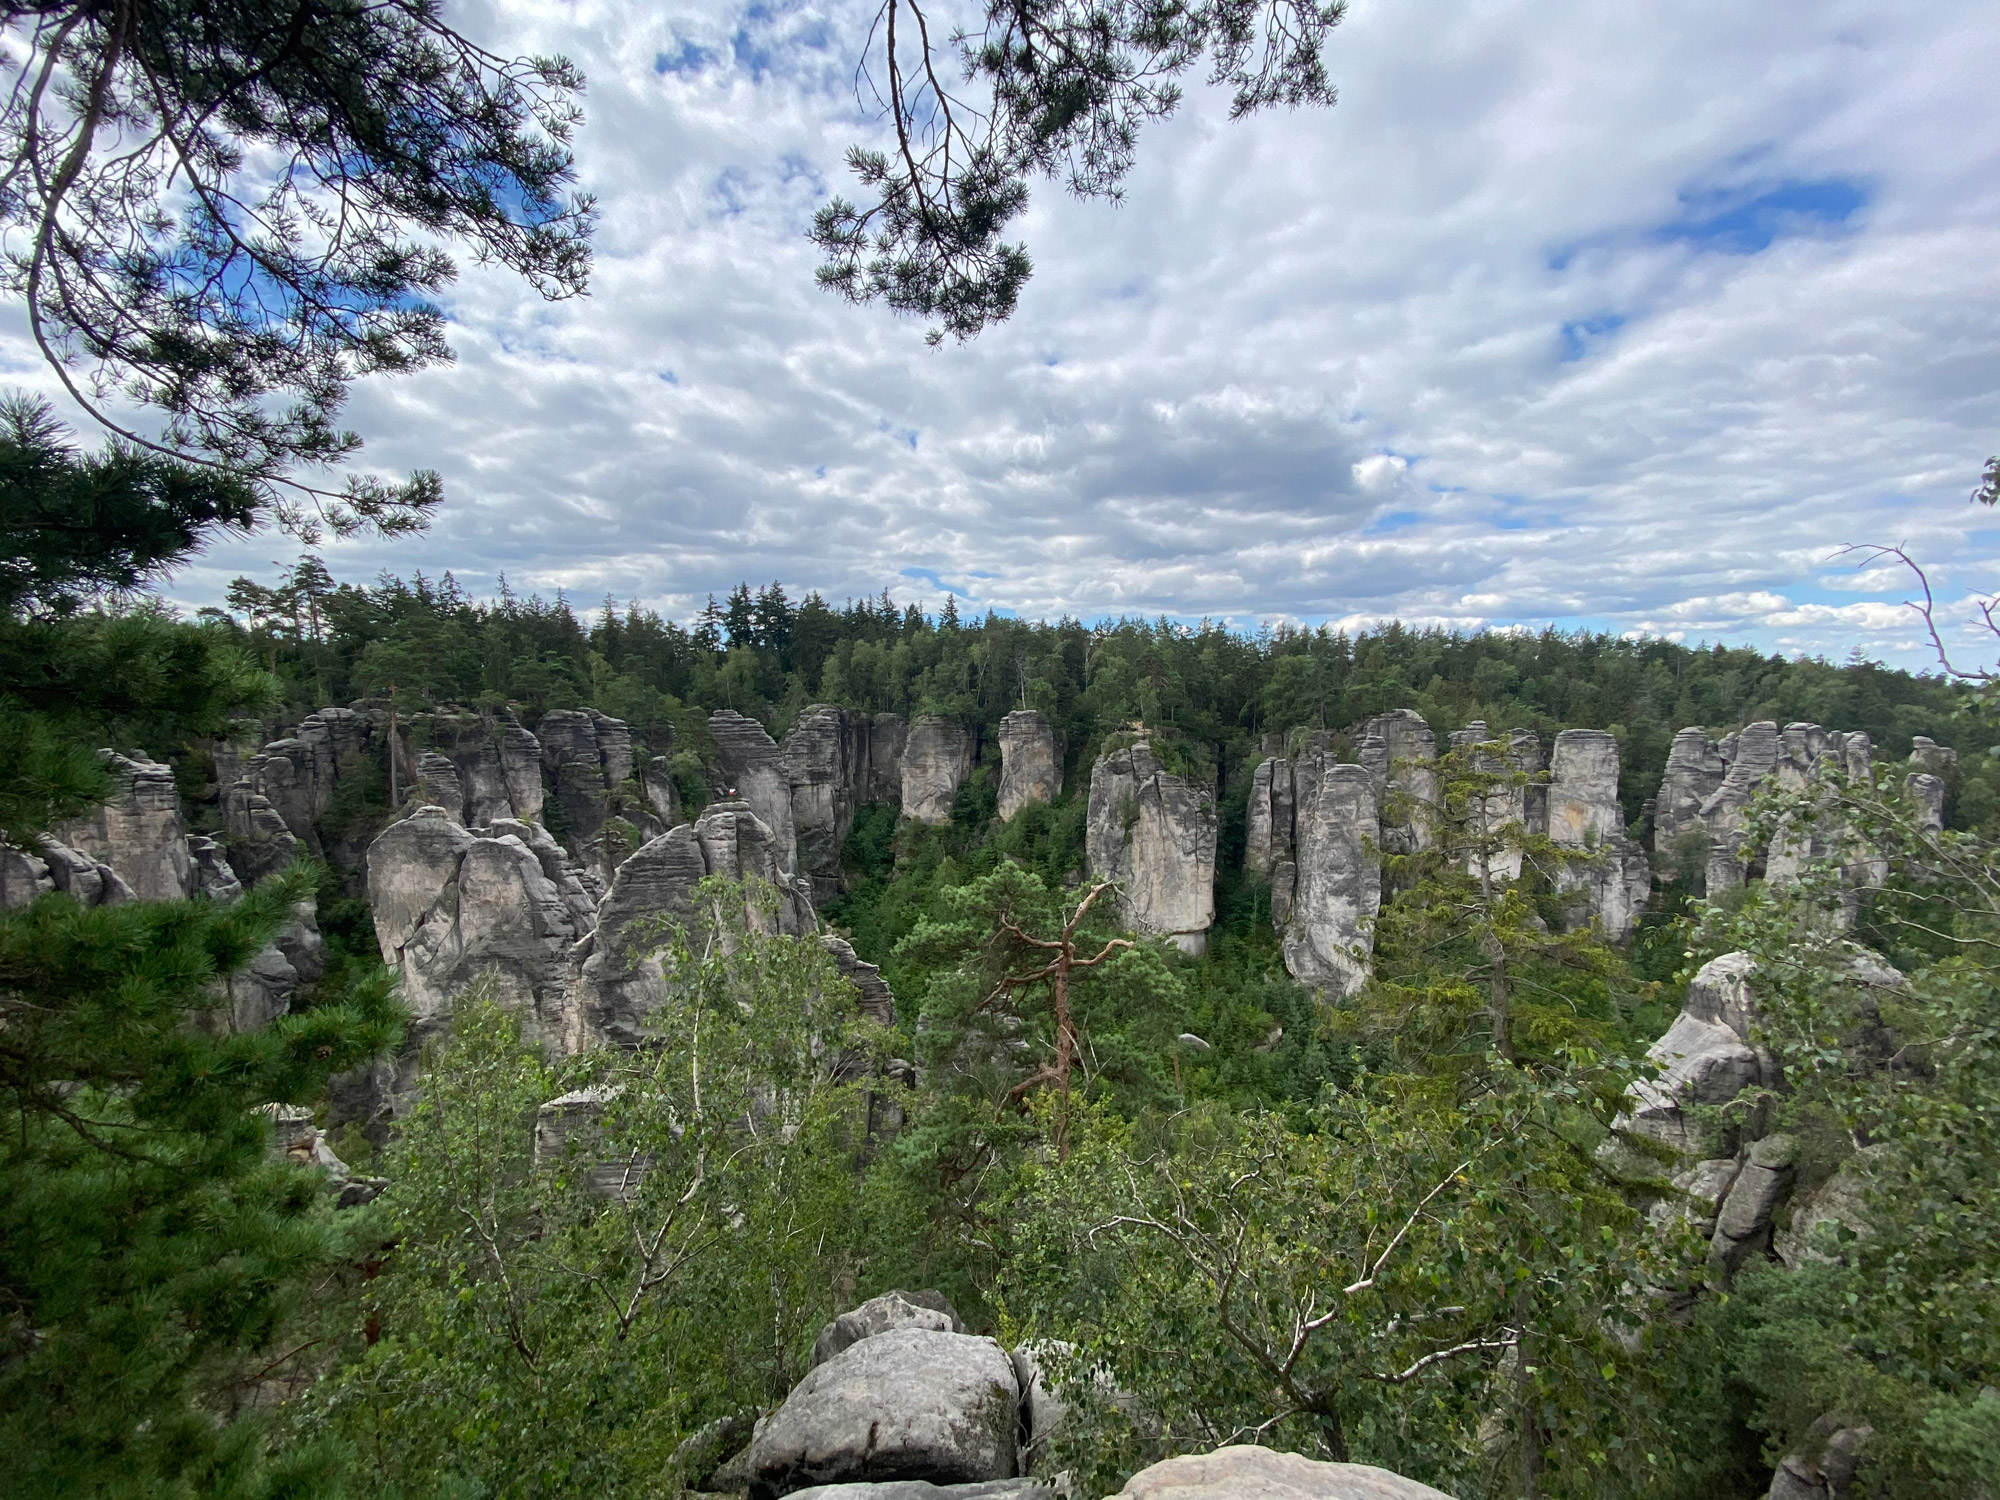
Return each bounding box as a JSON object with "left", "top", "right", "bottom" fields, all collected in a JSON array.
[
  {"left": 1711, "top": 1132, "right": 1797, "bottom": 1279},
  {"left": 367, "top": 806, "right": 585, "bottom": 1057},
  {"left": 405, "top": 711, "right": 547, "bottom": 826},
  {"left": 1111, "top": 1445, "right": 1454, "bottom": 1500},
  {"left": 1086, "top": 739, "right": 1217, "bottom": 955},
  {"left": 902, "top": 716, "right": 974, "bottom": 826},
  {"left": 1909, "top": 735, "right": 1957, "bottom": 774},
  {"left": 1767, "top": 1424, "right": 1870, "bottom": 1500},
  {"left": 1548, "top": 730, "right": 1650, "bottom": 943},
  {"left": 710, "top": 709, "right": 800, "bottom": 872},
  {"left": 745, "top": 1327, "right": 1020, "bottom": 1497},
  {"left": 810, "top": 1290, "right": 962, "bottom": 1369},
  {"left": 996, "top": 712, "right": 1060, "bottom": 822},
  {"left": 822, "top": 935, "right": 897, "bottom": 1027},
  {"left": 1446, "top": 723, "right": 1542, "bottom": 881},
  {"left": 571, "top": 801, "right": 815, "bottom": 1049},
  {"left": 221, "top": 901, "right": 327, "bottom": 1032},
  {"left": 1655, "top": 728, "right": 1728, "bottom": 851},
  {"left": 781, "top": 705, "right": 907, "bottom": 896},
  {"left": 542, "top": 708, "right": 642, "bottom": 861},
  {"left": 1907, "top": 772, "right": 1945, "bottom": 833},
  {"left": 234, "top": 708, "right": 375, "bottom": 856},
  {"left": 56, "top": 751, "right": 191, "bottom": 900},
  {"left": 35, "top": 837, "right": 135, "bottom": 905},
  {"left": 1281, "top": 758, "right": 1381, "bottom": 998},
  {"left": 221, "top": 780, "right": 303, "bottom": 885},
  {"left": 0, "top": 844, "right": 53, "bottom": 907},
  {"left": 1700, "top": 721, "right": 1782, "bottom": 892},
  {"left": 1357, "top": 709, "right": 1438, "bottom": 854},
  {"left": 1620, "top": 951, "right": 1771, "bottom": 1158},
  {"left": 786, "top": 1482, "right": 1050, "bottom": 1500}
]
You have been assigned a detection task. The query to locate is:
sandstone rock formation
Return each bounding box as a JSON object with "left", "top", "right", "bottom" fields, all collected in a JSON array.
[
  {"left": 744, "top": 1327, "right": 1021, "bottom": 1496},
  {"left": 222, "top": 779, "right": 304, "bottom": 885},
  {"left": 996, "top": 711, "right": 1059, "bottom": 822},
  {"left": 1547, "top": 729, "right": 1650, "bottom": 942},
  {"left": 367, "top": 806, "right": 588, "bottom": 1059},
  {"left": 570, "top": 800, "right": 814, "bottom": 1050},
  {"left": 1445, "top": 722, "right": 1543, "bottom": 881},
  {"left": 1620, "top": 952, "right": 1770, "bottom": 1159},
  {"left": 1357, "top": 709, "right": 1438, "bottom": 854},
  {"left": 709, "top": 709, "right": 801, "bottom": 873},
  {"left": 1280, "top": 756, "right": 1381, "bottom": 997},
  {"left": 406, "top": 710, "right": 546, "bottom": 826},
  {"left": 542, "top": 708, "right": 641, "bottom": 861},
  {"left": 810, "top": 1289, "right": 961, "bottom": 1369},
  {"left": 1086, "top": 739, "right": 1217, "bottom": 956},
  {"left": 1109, "top": 1445, "right": 1452, "bottom": 1500},
  {"left": 781, "top": 705, "right": 907, "bottom": 896},
  {"left": 902, "top": 716, "right": 974, "bottom": 825},
  {"left": 56, "top": 751, "right": 191, "bottom": 901}
]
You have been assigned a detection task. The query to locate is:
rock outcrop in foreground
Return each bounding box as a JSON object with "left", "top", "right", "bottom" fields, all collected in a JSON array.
[
  {"left": 1111, "top": 1446, "right": 1451, "bottom": 1500},
  {"left": 1086, "top": 739, "right": 1217, "bottom": 956}
]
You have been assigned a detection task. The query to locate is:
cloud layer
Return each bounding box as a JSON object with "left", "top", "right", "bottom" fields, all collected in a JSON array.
[{"left": 21, "top": 0, "right": 2000, "bottom": 665}]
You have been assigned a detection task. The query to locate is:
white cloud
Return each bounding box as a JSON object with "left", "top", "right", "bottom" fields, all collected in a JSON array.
[{"left": 12, "top": 0, "right": 2000, "bottom": 668}]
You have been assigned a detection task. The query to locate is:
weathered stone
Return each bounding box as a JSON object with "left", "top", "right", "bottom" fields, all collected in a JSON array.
[
  {"left": 1110, "top": 1445, "right": 1453, "bottom": 1500},
  {"left": 1618, "top": 953, "right": 1771, "bottom": 1159},
  {"left": 0, "top": 844, "right": 53, "bottom": 907},
  {"left": 1281, "top": 759, "right": 1380, "bottom": 997},
  {"left": 1909, "top": 735, "right": 1957, "bottom": 774},
  {"left": 710, "top": 709, "right": 800, "bottom": 871},
  {"left": 541, "top": 707, "right": 645, "bottom": 861},
  {"left": 39, "top": 838, "right": 135, "bottom": 904},
  {"left": 221, "top": 901, "right": 327, "bottom": 1032},
  {"left": 222, "top": 780, "right": 303, "bottom": 885},
  {"left": 810, "top": 1290, "right": 962, "bottom": 1369},
  {"left": 1767, "top": 1423, "right": 1870, "bottom": 1500},
  {"left": 902, "top": 716, "right": 974, "bottom": 826},
  {"left": 1655, "top": 728, "right": 1727, "bottom": 858},
  {"left": 996, "top": 711, "right": 1060, "bottom": 822},
  {"left": 745, "top": 1327, "right": 1020, "bottom": 1497},
  {"left": 366, "top": 807, "right": 581, "bottom": 1057},
  {"left": 1907, "top": 772, "right": 1945, "bottom": 833},
  {"left": 1648, "top": 1157, "right": 1742, "bottom": 1238},
  {"left": 1775, "top": 1148, "right": 1878, "bottom": 1268},
  {"left": 1701, "top": 721, "right": 1781, "bottom": 892},
  {"left": 55, "top": 751, "right": 191, "bottom": 900},
  {"left": 781, "top": 705, "right": 906, "bottom": 895},
  {"left": 822, "top": 935, "right": 897, "bottom": 1027},
  {"left": 1711, "top": 1133, "right": 1797, "bottom": 1278},
  {"left": 187, "top": 835, "right": 243, "bottom": 902},
  {"left": 1007, "top": 1342, "right": 1070, "bottom": 1476},
  {"left": 414, "top": 750, "right": 466, "bottom": 819},
  {"left": 1548, "top": 730, "right": 1650, "bottom": 943},
  {"left": 1245, "top": 756, "right": 1291, "bottom": 880},
  {"left": 571, "top": 802, "right": 816, "bottom": 1049},
  {"left": 786, "top": 1483, "right": 1050, "bottom": 1500},
  {"left": 1086, "top": 739, "right": 1216, "bottom": 956},
  {"left": 1357, "top": 710, "right": 1437, "bottom": 854}
]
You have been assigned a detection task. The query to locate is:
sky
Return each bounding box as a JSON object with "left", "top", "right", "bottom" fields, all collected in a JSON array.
[{"left": 16, "top": 0, "right": 2000, "bottom": 665}]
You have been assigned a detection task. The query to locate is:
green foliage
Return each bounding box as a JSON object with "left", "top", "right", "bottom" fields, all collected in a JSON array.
[
  {"left": 1686, "top": 774, "right": 2000, "bottom": 1496},
  {"left": 0, "top": 865, "right": 405, "bottom": 1500},
  {"left": 3, "top": 1, "right": 591, "bottom": 518},
  {"left": 306, "top": 880, "right": 884, "bottom": 1499}
]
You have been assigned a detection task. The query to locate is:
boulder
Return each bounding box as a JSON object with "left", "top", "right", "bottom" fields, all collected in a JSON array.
[
  {"left": 55, "top": 751, "right": 191, "bottom": 900},
  {"left": 571, "top": 801, "right": 815, "bottom": 1049},
  {"left": 810, "top": 1290, "right": 962, "bottom": 1368},
  {"left": 902, "top": 716, "right": 974, "bottom": 826},
  {"left": 1109, "top": 1445, "right": 1453, "bottom": 1500},
  {"left": 1767, "top": 1423, "right": 1870, "bottom": 1500},
  {"left": 996, "top": 711, "right": 1060, "bottom": 822},
  {"left": 711, "top": 709, "right": 800, "bottom": 872},
  {"left": 744, "top": 1327, "right": 1021, "bottom": 1497},
  {"left": 1280, "top": 758, "right": 1380, "bottom": 998},
  {"left": 1085, "top": 739, "right": 1216, "bottom": 956},
  {"left": 0, "top": 844, "right": 53, "bottom": 908},
  {"left": 1710, "top": 1133, "right": 1796, "bottom": 1279},
  {"left": 785, "top": 1483, "right": 1049, "bottom": 1500}
]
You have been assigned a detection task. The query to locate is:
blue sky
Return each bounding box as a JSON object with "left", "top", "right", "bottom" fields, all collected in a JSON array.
[{"left": 14, "top": 0, "right": 2000, "bottom": 665}]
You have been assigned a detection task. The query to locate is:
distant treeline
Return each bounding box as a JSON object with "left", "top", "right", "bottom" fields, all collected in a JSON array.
[{"left": 211, "top": 561, "right": 1990, "bottom": 829}]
